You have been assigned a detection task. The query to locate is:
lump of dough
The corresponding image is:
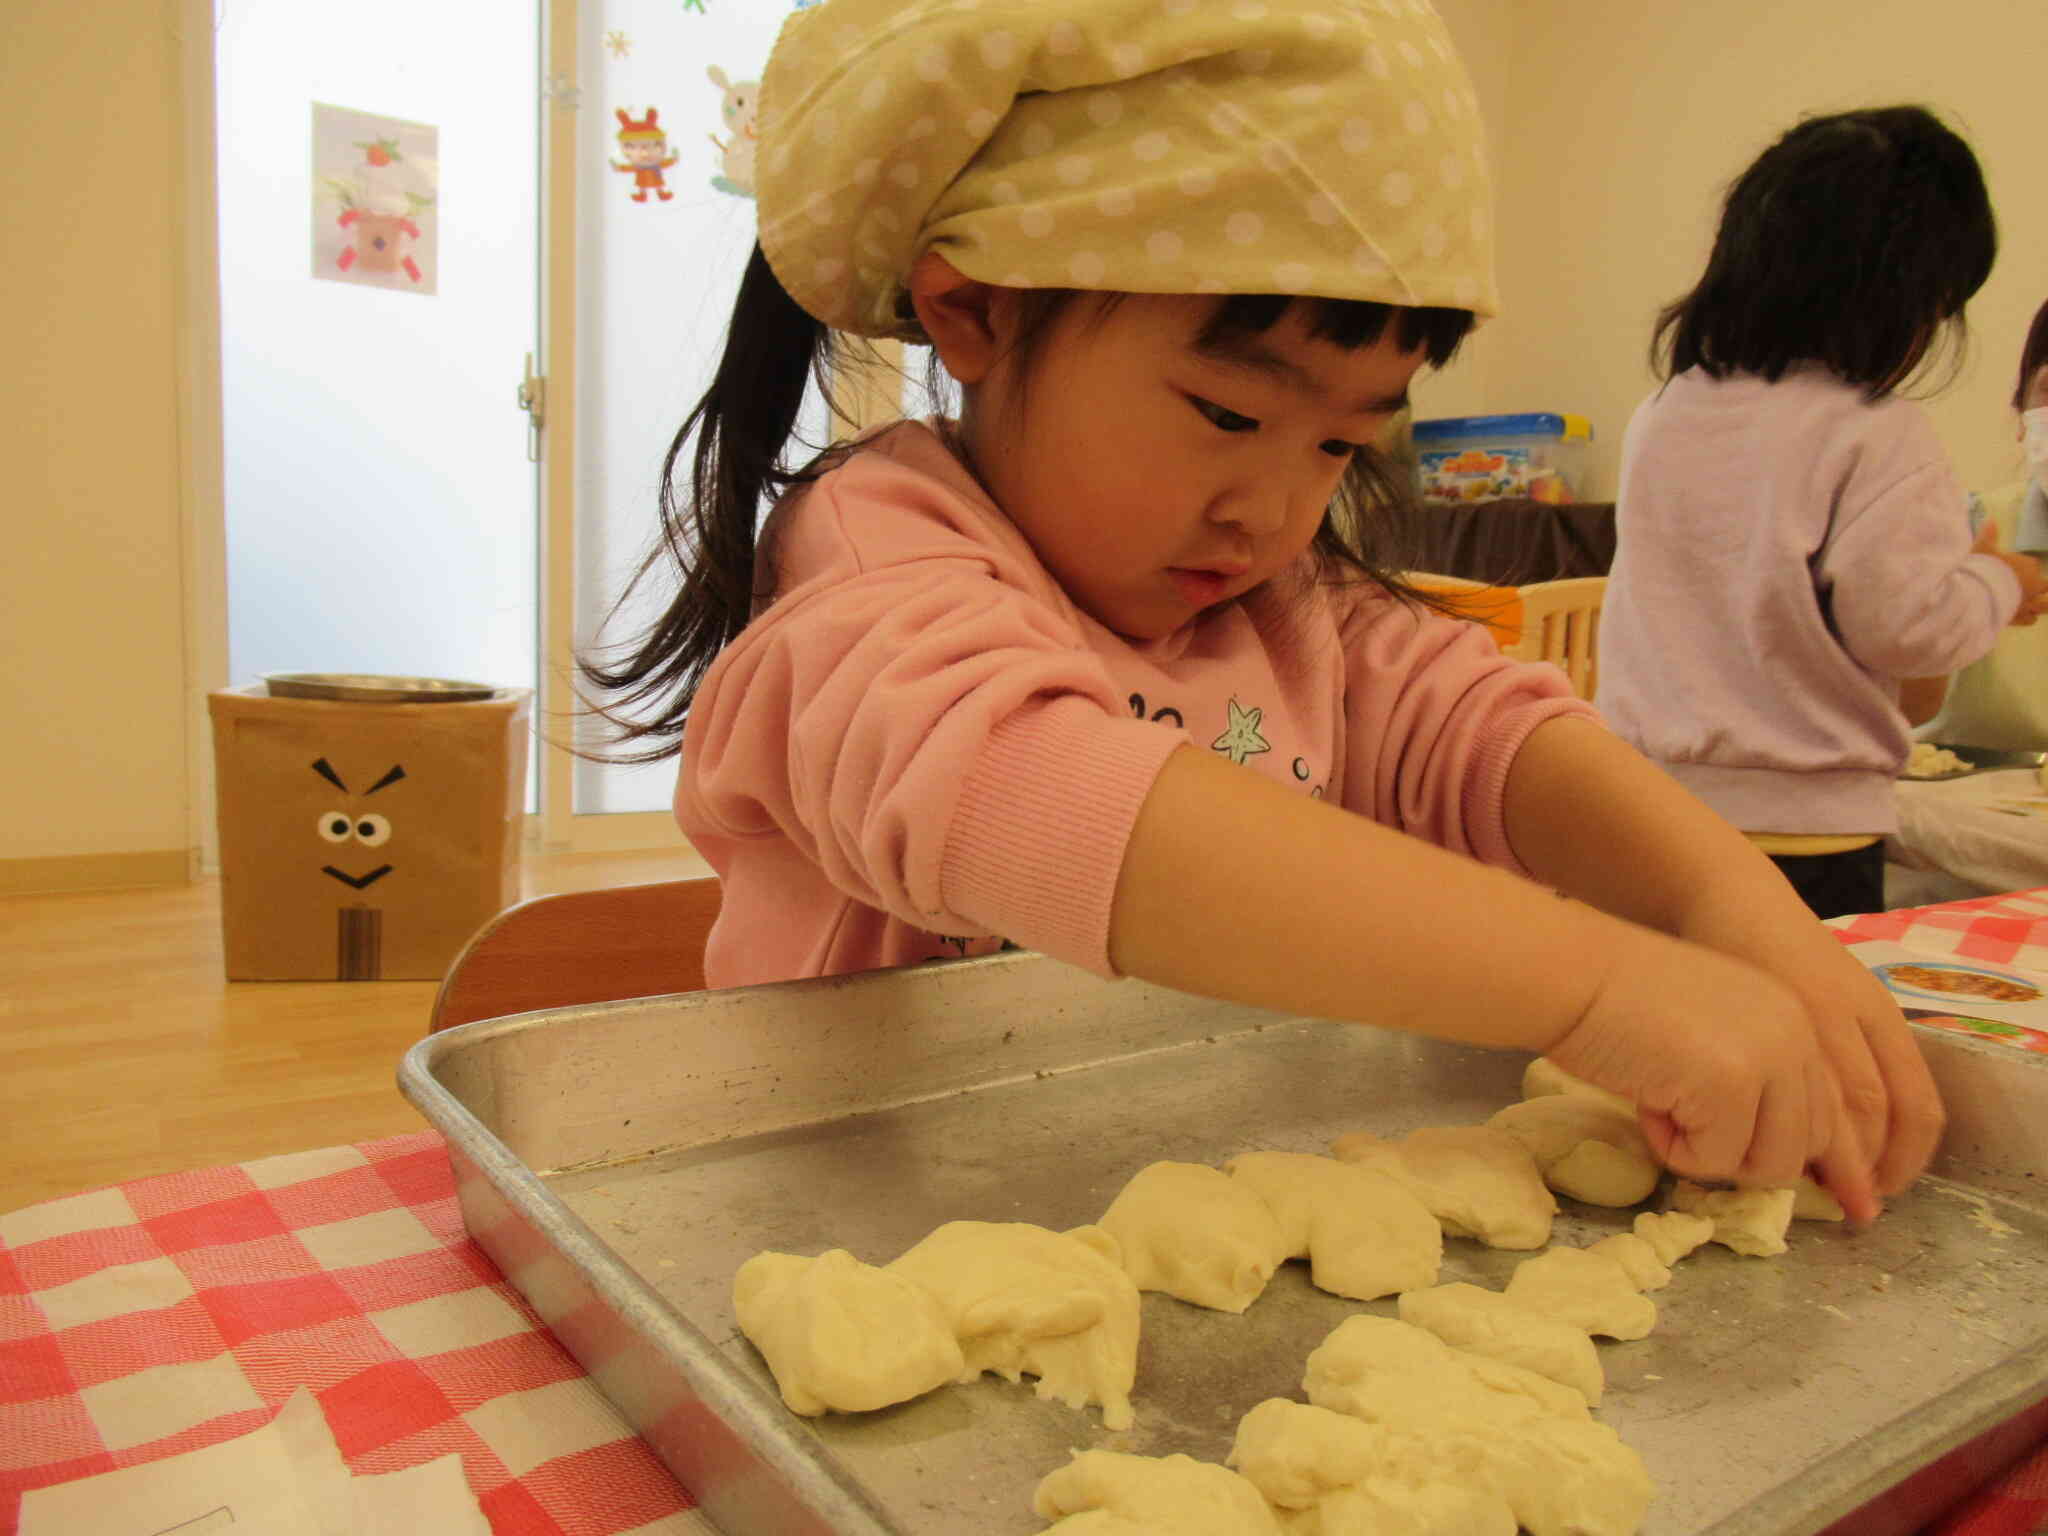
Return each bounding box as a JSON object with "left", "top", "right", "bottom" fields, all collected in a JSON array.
[
  {"left": 1312, "top": 1478, "right": 1518, "bottom": 1536},
  {"left": 1418, "top": 1417, "right": 1654, "bottom": 1536},
  {"left": 1486, "top": 1097, "right": 1659, "bottom": 1208},
  {"left": 1226, "top": 1150, "right": 1443, "bottom": 1300},
  {"left": 1303, "top": 1314, "right": 1590, "bottom": 1431},
  {"left": 1794, "top": 1176, "right": 1846, "bottom": 1221},
  {"left": 1632, "top": 1209, "right": 1714, "bottom": 1266},
  {"left": 732, "top": 1248, "right": 965, "bottom": 1416},
  {"left": 1040, "top": 1515, "right": 1174, "bottom": 1536},
  {"left": 1228, "top": 1398, "right": 1516, "bottom": 1536},
  {"left": 886, "top": 1220, "right": 1139, "bottom": 1429},
  {"left": 1331, "top": 1127, "right": 1555, "bottom": 1250},
  {"left": 1504, "top": 1247, "right": 1657, "bottom": 1340},
  {"left": 1097, "top": 1161, "right": 1289, "bottom": 1313},
  {"left": 1033, "top": 1449, "right": 1285, "bottom": 1536},
  {"left": 1520, "top": 1056, "right": 1635, "bottom": 1115},
  {"left": 1670, "top": 1182, "right": 1795, "bottom": 1257},
  {"left": 1397, "top": 1282, "right": 1604, "bottom": 1405},
  {"left": 1588, "top": 1233, "right": 1672, "bottom": 1291}
]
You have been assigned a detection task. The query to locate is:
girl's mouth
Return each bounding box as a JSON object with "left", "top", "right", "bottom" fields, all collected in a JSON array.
[{"left": 1169, "top": 568, "right": 1240, "bottom": 608}]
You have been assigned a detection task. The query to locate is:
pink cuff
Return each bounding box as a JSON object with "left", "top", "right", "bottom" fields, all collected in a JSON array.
[{"left": 940, "top": 698, "right": 1187, "bottom": 978}]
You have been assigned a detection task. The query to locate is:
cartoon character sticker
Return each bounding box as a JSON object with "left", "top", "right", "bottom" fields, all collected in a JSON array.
[
  {"left": 313, "top": 103, "right": 438, "bottom": 294},
  {"left": 612, "top": 107, "right": 679, "bottom": 202},
  {"left": 706, "top": 66, "right": 758, "bottom": 197}
]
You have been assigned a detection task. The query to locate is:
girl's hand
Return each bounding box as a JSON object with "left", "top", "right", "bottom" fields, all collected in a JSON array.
[
  {"left": 1542, "top": 927, "right": 1861, "bottom": 1200},
  {"left": 1973, "top": 520, "right": 2048, "bottom": 626}
]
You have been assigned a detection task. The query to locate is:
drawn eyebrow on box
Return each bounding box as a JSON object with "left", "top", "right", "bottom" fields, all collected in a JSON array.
[
  {"left": 311, "top": 756, "right": 348, "bottom": 792},
  {"left": 366, "top": 764, "right": 407, "bottom": 794}
]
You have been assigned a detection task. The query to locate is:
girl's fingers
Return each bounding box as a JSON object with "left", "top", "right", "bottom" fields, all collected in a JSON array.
[
  {"left": 1859, "top": 1017, "right": 1946, "bottom": 1194},
  {"left": 1739, "top": 1073, "right": 1814, "bottom": 1188}
]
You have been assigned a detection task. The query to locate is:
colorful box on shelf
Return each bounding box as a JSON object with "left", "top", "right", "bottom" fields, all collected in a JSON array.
[{"left": 1414, "top": 411, "right": 1592, "bottom": 504}]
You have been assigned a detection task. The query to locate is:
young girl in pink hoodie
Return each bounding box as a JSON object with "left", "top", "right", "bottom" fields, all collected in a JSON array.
[{"left": 581, "top": 0, "right": 1937, "bottom": 1218}]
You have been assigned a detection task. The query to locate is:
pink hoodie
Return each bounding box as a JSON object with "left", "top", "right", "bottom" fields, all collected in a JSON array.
[{"left": 677, "top": 421, "right": 1596, "bottom": 988}]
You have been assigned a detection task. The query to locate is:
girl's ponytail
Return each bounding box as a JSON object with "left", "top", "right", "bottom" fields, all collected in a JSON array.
[{"left": 579, "top": 243, "right": 837, "bottom": 759}]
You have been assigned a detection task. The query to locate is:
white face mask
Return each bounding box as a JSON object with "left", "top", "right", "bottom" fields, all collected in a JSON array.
[{"left": 2027, "top": 407, "right": 2048, "bottom": 485}]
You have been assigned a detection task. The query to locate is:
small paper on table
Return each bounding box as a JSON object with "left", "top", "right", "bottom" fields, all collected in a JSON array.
[{"left": 18, "top": 1386, "right": 489, "bottom": 1536}]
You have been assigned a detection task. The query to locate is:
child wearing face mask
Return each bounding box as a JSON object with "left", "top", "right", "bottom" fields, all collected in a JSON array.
[
  {"left": 1915, "top": 296, "right": 2048, "bottom": 752},
  {"left": 580, "top": 0, "right": 1944, "bottom": 1216},
  {"left": 1596, "top": 108, "right": 2046, "bottom": 926}
]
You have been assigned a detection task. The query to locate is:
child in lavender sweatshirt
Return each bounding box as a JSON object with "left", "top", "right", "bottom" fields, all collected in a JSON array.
[
  {"left": 1597, "top": 106, "right": 2045, "bottom": 923},
  {"left": 582, "top": 0, "right": 1944, "bottom": 1217}
]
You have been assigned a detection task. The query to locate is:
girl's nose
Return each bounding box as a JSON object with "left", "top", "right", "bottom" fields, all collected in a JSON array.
[{"left": 1207, "top": 483, "right": 1291, "bottom": 535}]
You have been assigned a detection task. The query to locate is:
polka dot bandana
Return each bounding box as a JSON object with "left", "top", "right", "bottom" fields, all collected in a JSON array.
[{"left": 755, "top": 0, "right": 1498, "bottom": 340}]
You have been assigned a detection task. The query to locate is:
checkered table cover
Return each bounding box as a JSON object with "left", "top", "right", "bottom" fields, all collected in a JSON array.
[
  {"left": 5, "top": 890, "right": 2048, "bottom": 1536},
  {"left": 0, "top": 1131, "right": 708, "bottom": 1535}
]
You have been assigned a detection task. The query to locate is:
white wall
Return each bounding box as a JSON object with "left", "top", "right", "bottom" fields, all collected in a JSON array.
[{"left": 1481, "top": 0, "right": 2048, "bottom": 499}]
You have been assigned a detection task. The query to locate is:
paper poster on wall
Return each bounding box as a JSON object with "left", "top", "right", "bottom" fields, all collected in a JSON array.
[{"left": 311, "top": 103, "right": 439, "bottom": 295}]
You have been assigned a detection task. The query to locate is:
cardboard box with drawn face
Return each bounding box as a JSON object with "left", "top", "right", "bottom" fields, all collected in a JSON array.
[{"left": 208, "top": 686, "right": 530, "bottom": 980}]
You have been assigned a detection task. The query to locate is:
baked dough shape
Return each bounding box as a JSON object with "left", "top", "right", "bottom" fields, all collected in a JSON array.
[
  {"left": 886, "top": 1220, "right": 1139, "bottom": 1429},
  {"left": 1097, "top": 1160, "right": 1289, "bottom": 1314},
  {"left": 1520, "top": 1056, "right": 1635, "bottom": 1116},
  {"left": 1225, "top": 1150, "right": 1443, "bottom": 1301},
  {"left": 1793, "top": 1177, "right": 1847, "bottom": 1221},
  {"left": 1486, "top": 1096, "right": 1660, "bottom": 1208},
  {"left": 1330, "top": 1127, "right": 1555, "bottom": 1250},
  {"left": 1299, "top": 1323, "right": 1651, "bottom": 1536},
  {"left": 1632, "top": 1209, "right": 1715, "bottom": 1266},
  {"left": 1303, "top": 1314, "right": 1591, "bottom": 1431},
  {"left": 1504, "top": 1246, "right": 1657, "bottom": 1340},
  {"left": 732, "top": 1248, "right": 965, "bottom": 1416},
  {"left": 1397, "top": 1281, "right": 1604, "bottom": 1405},
  {"left": 1033, "top": 1449, "right": 1285, "bottom": 1536},
  {"left": 1227, "top": 1398, "right": 1516, "bottom": 1534},
  {"left": 1670, "top": 1182, "right": 1796, "bottom": 1257}
]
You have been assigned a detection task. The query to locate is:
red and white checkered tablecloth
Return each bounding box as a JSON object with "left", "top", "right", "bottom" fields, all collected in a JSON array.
[
  {"left": 4, "top": 890, "right": 2047, "bottom": 1536},
  {"left": 0, "top": 1131, "right": 707, "bottom": 1535}
]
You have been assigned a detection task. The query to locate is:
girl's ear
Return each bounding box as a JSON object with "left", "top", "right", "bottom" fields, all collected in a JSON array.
[{"left": 907, "top": 251, "right": 1007, "bottom": 385}]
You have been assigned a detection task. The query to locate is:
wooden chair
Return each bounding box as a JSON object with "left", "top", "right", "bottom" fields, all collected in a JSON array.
[
  {"left": 1403, "top": 571, "right": 1524, "bottom": 649},
  {"left": 1505, "top": 576, "right": 1606, "bottom": 699},
  {"left": 429, "top": 876, "right": 722, "bottom": 1033}
]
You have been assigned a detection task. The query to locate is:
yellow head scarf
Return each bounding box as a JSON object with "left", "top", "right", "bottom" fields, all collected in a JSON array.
[{"left": 755, "top": 0, "right": 1497, "bottom": 341}]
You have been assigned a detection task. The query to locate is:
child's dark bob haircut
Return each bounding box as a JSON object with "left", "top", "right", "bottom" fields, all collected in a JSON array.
[
  {"left": 2015, "top": 296, "right": 2048, "bottom": 412},
  {"left": 1653, "top": 105, "right": 1996, "bottom": 400}
]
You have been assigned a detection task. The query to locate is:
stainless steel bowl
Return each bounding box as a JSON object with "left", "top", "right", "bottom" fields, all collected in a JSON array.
[{"left": 261, "top": 672, "right": 501, "bottom": 703}]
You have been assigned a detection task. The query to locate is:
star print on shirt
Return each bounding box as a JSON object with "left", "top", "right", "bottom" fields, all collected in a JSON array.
[{"left": 1211, "top": 696, "right": 1271, "bottom": 766}]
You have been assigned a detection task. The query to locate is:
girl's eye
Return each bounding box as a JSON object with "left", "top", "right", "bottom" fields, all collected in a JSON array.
[
  {"left": 1191, "top": 397, "right": 1260, "bottom": 434},
  {"left": 1320, "top": 438, "right": 1367, "bottom": 459}
]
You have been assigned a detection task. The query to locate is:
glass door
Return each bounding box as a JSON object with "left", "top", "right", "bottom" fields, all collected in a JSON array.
[{"left": 216, "top": 2, "right": 542, "bottom": 758}]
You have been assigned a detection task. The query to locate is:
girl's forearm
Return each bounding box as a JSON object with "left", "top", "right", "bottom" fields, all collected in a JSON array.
[{"left": 1106, "top": 742, "right": 1667, "bottom": 1053}]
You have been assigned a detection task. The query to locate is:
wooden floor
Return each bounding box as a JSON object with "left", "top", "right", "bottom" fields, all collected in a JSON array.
[{"left": 0, "top": 845, "right": 710, "bottom": 1215}]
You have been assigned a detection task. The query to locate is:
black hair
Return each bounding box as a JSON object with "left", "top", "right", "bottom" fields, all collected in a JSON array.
[
  {"left": 579, "top": 245, "right": 1473, "bottom": 759},
  {"left": 2016, "top": 296, "right": 2048, "bottom": 413},
  {"left": 1652, "top": 106, "right": 1995, "bottom": 400}
]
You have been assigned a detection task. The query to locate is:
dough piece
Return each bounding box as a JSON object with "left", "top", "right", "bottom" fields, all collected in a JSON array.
[
  {"left": 1310, "top": 1479, "right": 1518, "bottom": 1536},
  {"left": 1588, "top": 1233, "right": 1672, "bottom": 1291},
  {"left": 1040, "top": 1515, "right": 1174, "bottom": 1536},
  {"left": 1226, "top": 1151, "right": 1443, "bottom": 1300},
  {"left": 1033, "top": 1449, "right": 1285, "bottom": 1536},
  {"left": 732, "top": 1248, "right": 965, "bottom": 1416},
  {"left": 1794, "top": 1176, "right": 1847, "bottom": 1221},
  {"left": 1486, "top": 1097, "right": 1659, "bottom": 1208},
  {"left": 1098, "top": 1161, "right": 1289, "bottom": 1313},
  {"left": 1418, "top": 1417, "right": 1654, "bottom": 1536},
  {"left": 1228, "top": 1398, "right": 1517, "bottom": 1535},
  {"left": 1397, "top": 1282, "right": 1604, "bottom": 1405},
  {"left": 1303, "top": 1315, "right": 1590, "bottom": 1431},
  {"left": 1331, "top": 1127, "right": 1555, "bottom": 1250},
  {"left": 1632, "top": 1209, "right": 1714, "bottom": 1266},
  {"left": 886, "top": 1220, "right": 1139, "bottom": 1429},
  {"left": 1504, "top": 1247, "right": 1657, "bottom": 1340},
  {"left": 1520, "top": 1056, "right": 1636, "bottom": 1115},
  {"left": 1670, "top": 1182, "right": 1796, "bottom": 1257},
  {"left": 1300, "top": 1322, "right": 1649, "bottom": 1536}
]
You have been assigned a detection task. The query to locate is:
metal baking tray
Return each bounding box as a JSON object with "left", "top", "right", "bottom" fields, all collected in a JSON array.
[{"left": 398, "top": 950, "right": 2048, "bottom": 1536}]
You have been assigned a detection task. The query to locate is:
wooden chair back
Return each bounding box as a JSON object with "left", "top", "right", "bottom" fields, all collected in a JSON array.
[
  {"left": 1505, "top": 576, "right": 1606, "bottom": 699},
  {"left": 429, "top": 876, "right": 722, "bottom": 1033},
  {"left": 1404, "top": 570, "right": 1524, "bottom": 649}
]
